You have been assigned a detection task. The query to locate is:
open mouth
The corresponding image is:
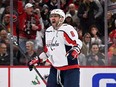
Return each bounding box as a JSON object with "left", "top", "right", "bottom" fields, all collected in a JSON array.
[{"left": 51, "top": 20, "right": 56, "bottom": 23}]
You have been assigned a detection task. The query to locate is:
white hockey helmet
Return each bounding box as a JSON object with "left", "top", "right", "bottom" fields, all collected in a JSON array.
[{"left": 50, "top": 9, "right": 65, "bottom": 21}]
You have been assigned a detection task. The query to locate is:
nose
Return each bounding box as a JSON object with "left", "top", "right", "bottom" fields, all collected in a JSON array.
[{"left": 51, "top": 16, "right": 56, "bottom": 19}]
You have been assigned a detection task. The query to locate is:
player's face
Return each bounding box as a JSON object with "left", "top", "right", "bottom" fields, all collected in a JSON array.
[{"left": 50, "top": 14, "right": 60, "bottom": 27}]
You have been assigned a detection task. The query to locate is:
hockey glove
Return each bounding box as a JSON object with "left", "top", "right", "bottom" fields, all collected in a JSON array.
[
  {"left": 66, "top": 47, "right": 80, "bottom": 60},
  {"left": 28, "top": 56, "right": 39, "bottom": 71}
]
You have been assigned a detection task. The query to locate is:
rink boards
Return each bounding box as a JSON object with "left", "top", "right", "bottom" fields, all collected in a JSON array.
[{"left": 0, "top": 66, "right": 116, "bottom": 87}]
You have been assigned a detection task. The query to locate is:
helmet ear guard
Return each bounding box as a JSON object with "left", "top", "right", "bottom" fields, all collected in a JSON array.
[{"left": 59, "top": 17, "right": 64, "bottom": 23}]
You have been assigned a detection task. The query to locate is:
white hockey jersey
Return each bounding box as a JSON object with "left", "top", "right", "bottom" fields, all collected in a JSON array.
[{"left": 45, "top": 24, "right": 82, "bottom": 67}]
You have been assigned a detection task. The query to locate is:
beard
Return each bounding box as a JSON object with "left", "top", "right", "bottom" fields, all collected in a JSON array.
[{"left": 51, "top": 20, "right": 57, "bottom": 27}]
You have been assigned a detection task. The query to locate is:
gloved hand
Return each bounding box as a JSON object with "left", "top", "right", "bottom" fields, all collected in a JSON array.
[
  {"left": 28, "top": 56, "right": 39, "bottom": 71},
  {"left": 66, "top": 47, "right": 80, "bottom": 60}
]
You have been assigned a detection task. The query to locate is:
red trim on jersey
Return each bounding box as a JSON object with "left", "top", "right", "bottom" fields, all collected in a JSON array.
[
  {"left": 70, "top": 31, "right": 75, "bottom": 37},
  {"left": 63, "top": 32, "right": 77, "bottom": 46},
  {"left": 45, "top": 59, "right": 52, "bottom": 65},
  {"left": 55, "top": 64, "right": 80, "bottom": 70},
  {"left": 46, "top": 59, "right": 51, "bottom": 64}
]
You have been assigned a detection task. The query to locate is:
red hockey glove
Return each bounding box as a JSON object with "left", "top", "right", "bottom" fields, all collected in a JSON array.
[
  {"left": 28, "top": 56, "right": 39, "bottom": 71},
  {"left": 29, "top": 57, "right": 39, "bottom": 65},
  {"left": 66, "top": 47, "right": 80, "bottom": 60}
]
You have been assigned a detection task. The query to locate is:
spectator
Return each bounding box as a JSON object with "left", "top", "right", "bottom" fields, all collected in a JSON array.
[
  {"left": 41, "top": 4, "right": 50, "bottom": 29},
  {"left": 27, "top": 0, "right": 35, "bottom": 3},
  {"left": 0, "top": 29, "right": 19, "bottom": 65},
  {"left": 73, "top": 0, "right": 82, "bottom": 10},
  {"left": 0, "top": 6, "right": 10, "bottom": 21},
  {"left": 0, "top": 1, "right": 2, "bottom": 7},
  {"left": 46, "top": 0, "right": 58, "bottom": 11},
  {"left": 81, "top": 33, "right": 91, "bottom": 56},
  {"left": 86, "top": 43, "right": 105, "bottom": 66},
  {"left": 64, "top": 14, "right": 72, "bottom": 24},
  {"left": 0, "top": 29, "right": 8, "bottom": 43},
  {"left": 107, "top": 11, "right": 116, "bottom": 35},
  {"left": 109, "top": 29, "right": 116, "bottom": 43},
  {"left": 108, "top": 31, "right": 116, "bottom": 65},
  {"left": 0, "top": 42, "right": 10, "bottom": 65},
  {"left": 64, "top": 13, "right": 78, "bottom": 30},
  {"left": 33, "top": 0, "right": 48, "bottom": 11},
  {"left": 2, "top": 14, "right": 18, "bottom": 40},
  {"left": 66, "top": 3, "right": 80, "bottom": 27},
  {"left": 78, "top": 53, "right": 86, "bottom": 66},
  {"left": 108, "top": 0, "right": 116, "bottom": 14},
  {"left": 77, "top": 0, "right": 99, "bottom": 36},
  {"left": 94, "top": 0, "right": 103, "bottom": 19},
  {"left": 89, "top": 25, "right": 102, "bottom": 45},
  {"left": 77, "top": 28, "right": 83, "bottom": 40},
  {"left": 0, "top": 29, "right": 11, "bottom": 53},
  {"left": 33, "top": 8, "right": 45, "bottom": 49},
  {"left": 0, "top": 29, "right": 10, "bottom": 48},
  {"left": 60, "top": 0, "right": 68, "bottom": 12},
  {"left": 18, "top": 1, "right": 42, "bottom": 52},
  {"left": 26, "top": 0, "right": 45, "bottom": 50},
  {"left": 0, "top": 4, "right": 18, "bottom": 23},
  {"left": 19, "top": 40, "right": 39, "bottom": 65}
]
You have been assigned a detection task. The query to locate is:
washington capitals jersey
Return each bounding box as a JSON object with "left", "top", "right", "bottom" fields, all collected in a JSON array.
[{"left": 45, "top": 24, "right": 82, "bottom": 68}]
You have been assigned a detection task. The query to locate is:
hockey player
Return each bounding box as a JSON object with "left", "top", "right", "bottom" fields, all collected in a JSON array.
[{"left": 28, "top": 9, "right": 82, "bottom": 87}]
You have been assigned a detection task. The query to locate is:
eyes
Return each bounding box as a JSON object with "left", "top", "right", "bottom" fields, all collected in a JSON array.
[
  {"left": 92, "top": 47, "right": 99, "bottom": 50},
  {"left": 92, "top": 48, "right": 98, "bottom": 49},
  {"left": 50, "top": 14, "right": 59, "bottom": 18},
  {"left": 85, "top": 36, "right": 90, "bottom": 38}
]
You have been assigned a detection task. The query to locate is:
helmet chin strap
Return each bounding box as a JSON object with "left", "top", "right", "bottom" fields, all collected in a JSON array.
[{"left": 57, "top": 18, "right": 62, "bottom": 25}]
